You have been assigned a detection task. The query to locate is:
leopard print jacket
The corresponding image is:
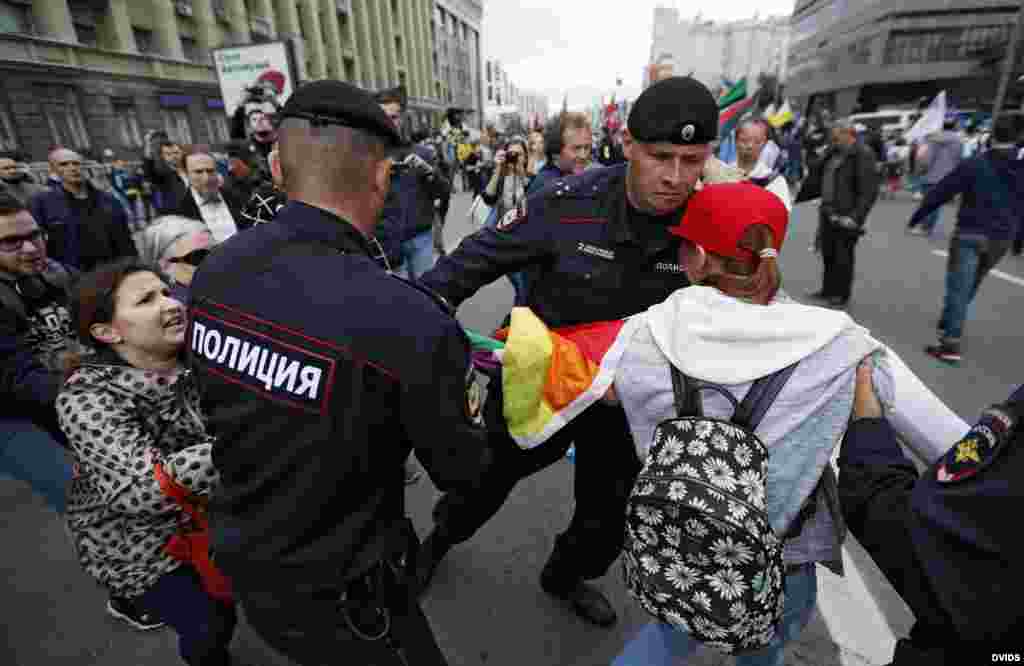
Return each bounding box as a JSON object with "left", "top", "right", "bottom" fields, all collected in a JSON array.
[{"left": 57, "top": 361, "right": 219, "bottom": 599}]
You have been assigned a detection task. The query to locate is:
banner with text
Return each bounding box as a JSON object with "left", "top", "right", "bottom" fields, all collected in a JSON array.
[{"left": 213, "top": 42, "right": 294, "bottom": 117}]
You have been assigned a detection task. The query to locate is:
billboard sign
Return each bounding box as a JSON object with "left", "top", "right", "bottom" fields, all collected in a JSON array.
[{"left": 213, "top": 42, "right": 294, "bottom": 117}]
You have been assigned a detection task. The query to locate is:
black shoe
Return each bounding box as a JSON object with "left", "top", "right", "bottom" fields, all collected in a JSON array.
[
  {"left": 413, "top": 531, "right": 452, "bottom": 596},
  {"left": 107, "top": 596, "right": 166, "bottom": 631},
  {"left": 925, "top": 342, "right": 961, "bottom": 365},
  {"left": 827, "top": 296, "right": 849, "bottom": 308},
  {"left": 805, "top": 290, "right": 831, "bottom": 302},
  {"left": 540, "top": 569, "right": 617, "bottom": 627}
]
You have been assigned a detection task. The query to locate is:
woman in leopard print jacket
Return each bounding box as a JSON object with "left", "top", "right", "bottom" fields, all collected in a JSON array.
[{"left": 58, "top": 258, "right": 235, "bottom": 666}]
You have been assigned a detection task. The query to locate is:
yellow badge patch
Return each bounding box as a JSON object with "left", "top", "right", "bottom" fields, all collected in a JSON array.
[{"left": 955, "top": 438, "right": 981, "bottom": 464}]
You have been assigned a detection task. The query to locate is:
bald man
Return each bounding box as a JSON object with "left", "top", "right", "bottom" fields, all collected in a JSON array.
[{"left": 30, "top": 149, "right": 136, "bottom": 271}]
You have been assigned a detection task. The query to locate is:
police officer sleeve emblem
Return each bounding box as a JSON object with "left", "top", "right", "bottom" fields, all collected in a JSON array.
[
  {"left": 935, "top": 406, "right": 1016, "bottom": 483},
  {"left": 465, "top": 366, "right": 485, "bottom": 425},
  {"left": 496, "top": 202, "right": 527, "bottom": 232}
]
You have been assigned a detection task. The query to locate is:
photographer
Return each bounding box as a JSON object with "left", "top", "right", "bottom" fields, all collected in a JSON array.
[{"left": 481, "top": 137, "right": 530, "bottom": 304}]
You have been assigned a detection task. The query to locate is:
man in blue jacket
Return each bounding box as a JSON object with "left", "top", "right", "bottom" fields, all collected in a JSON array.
[
  {"left": 906, "top": 117, "right": 1024, "bottom": 364},
  {"left": 30, "top": 149, "right": 137, "bottom": 271}
]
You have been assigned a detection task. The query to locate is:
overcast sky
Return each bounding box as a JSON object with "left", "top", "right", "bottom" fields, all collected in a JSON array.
[{"left": 481, "top": 0, "right": 795, "bottom": 111}]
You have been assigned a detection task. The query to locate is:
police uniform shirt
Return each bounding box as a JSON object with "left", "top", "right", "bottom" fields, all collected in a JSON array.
[
  {"left": 421, "top": 163, "right": 691, "bottom": 328},
  {"left": 187, "top": 201, "right": 489, "bottom": 585}
]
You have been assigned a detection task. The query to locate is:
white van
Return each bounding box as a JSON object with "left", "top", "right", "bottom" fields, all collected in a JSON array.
[{"left": 848, "top": 110, "right": 922, "bottom": 136}]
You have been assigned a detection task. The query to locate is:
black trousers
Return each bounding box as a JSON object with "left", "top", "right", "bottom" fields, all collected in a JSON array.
[
  {"left": 433, "top": 382, "right": 642, "bottom": 585},
  {"left": 837, "top": 419, "right": 962, "bottom": 665},
  {"left": 819, "top": 213, "right": 860, "bottom": 302},
  {"left": 238, "top": 562, "right": 447, "bottom": 666}
]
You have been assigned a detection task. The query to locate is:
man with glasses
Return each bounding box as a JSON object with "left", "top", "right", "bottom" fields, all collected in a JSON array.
[{"left": 30, "top": 149, "right": 137, "bottom": 271}]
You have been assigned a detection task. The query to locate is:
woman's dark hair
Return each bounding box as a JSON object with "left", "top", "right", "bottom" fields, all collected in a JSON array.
[
  {"left": 69, "top": 258, "right": 170, "bottom": 364},
  {"left": 703, "top": 225, "right": 782, "bottom": 306},
  {"left": 503, "top": 136, "right": 529, "bottom": 169}
]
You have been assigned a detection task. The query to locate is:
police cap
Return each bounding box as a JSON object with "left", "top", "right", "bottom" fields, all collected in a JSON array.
[
  {"left": 628, "top": 77, "right": 718, "bottom": 146},
  {"left": 278, "top": 80, "right": 402, "bottom": 147}
]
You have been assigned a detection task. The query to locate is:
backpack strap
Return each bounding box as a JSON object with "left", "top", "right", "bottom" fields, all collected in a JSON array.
[
  {"left": 733, "top": 362, "right": 800, "bottom": 431},
  {"left": 670, "top": 365, "right": 741, "bottom": 418}
]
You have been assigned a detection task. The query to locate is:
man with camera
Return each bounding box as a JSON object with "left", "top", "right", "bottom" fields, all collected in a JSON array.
[{"left": 796, "top": 119, "right": 879, "bottom": 308}]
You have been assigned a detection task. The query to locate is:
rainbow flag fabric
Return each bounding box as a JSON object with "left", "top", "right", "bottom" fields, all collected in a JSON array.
[{"left": 471, "top": 308, "right": 636, "bottom": 450}]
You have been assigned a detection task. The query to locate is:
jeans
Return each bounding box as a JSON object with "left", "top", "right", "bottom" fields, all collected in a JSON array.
[
  {"left": 138, "top": 566, "right": 237, "bottom": 666},
  {"left": 398, "top": 230, "right": 436, "bottom": 280},
  {"left": 0, "top": 417, "right": 72, "bottom": 514},
  {"left": 613, "top": 564, "right": 818, "bottom": 666},
  {"left": 913, "top": 184, "right": 942, "bottom": 234},
  {"left": 938, "top": 236, "right": 1011, "bottom": 341}
]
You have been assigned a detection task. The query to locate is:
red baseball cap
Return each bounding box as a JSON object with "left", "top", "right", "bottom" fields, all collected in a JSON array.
[{"left": 669, "top": 183, "right": 788, "bottom": 262}]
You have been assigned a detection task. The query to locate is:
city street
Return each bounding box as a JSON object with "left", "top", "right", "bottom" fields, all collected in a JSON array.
[{"left": 3, "top": 187, "right": 1022, "bottom": 666}]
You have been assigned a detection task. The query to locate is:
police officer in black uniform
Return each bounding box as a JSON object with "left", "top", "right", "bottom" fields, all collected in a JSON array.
[
  {"left": 840, "top": 366, "right": 1024, "bottom": 664},
  {"left": 415, "top": 77, "right": 721, "bottom": 627},
  {"left": 187, "top": 80, "right": 490, "bottom": 666}
]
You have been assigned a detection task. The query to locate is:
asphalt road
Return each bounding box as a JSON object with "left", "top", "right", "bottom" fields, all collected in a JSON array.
[{"left": 3, "top": 185, "right": 1021, "bottom": 665}]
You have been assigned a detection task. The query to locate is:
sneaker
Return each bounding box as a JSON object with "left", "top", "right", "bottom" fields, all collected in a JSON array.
[
  {"left": 925, "top": 343, "right": 961, "bottom": 365},
  {"left": 107, "top": 596, "right": 166, "bottom": 631}
]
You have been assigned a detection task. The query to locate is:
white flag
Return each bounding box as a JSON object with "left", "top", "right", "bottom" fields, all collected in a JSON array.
[{"left": 904, "top": 91, "right": 946, "bottom": 143}]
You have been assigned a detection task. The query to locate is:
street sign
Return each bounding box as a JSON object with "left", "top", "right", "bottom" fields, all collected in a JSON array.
[{"left": 212, "top": 41, "right": 295, "bottom": 117}]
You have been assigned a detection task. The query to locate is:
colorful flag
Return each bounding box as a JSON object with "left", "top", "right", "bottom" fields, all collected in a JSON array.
[
  {"left": 768, "top": 101, "right": 794, "bottom": 128},
  {"left": 469, "top": 308, "right": 633, "bottom": 449},
  {"left": 718, "top": 78, "right": 747, "bottom": 110},
  {"left": 905, "top": 91, "right": 946, "bottom": 143},
  {"left": 719, "top": 95, "right": 756, "bottom": 138}
]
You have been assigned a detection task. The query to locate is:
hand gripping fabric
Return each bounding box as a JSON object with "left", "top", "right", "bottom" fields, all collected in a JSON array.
[{"left": 623, "top": 362, "right": 797, "bottom": 654}]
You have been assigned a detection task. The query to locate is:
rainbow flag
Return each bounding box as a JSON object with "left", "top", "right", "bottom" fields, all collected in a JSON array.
[
  {"left": 718, "top": 78, "right": 747, "bottom": 110},
  {"left": 719, "top": 96, "right": 756, "bottom": 139},
  {"left": 470, "top": 308, "right": 636, "bottom": 449}
]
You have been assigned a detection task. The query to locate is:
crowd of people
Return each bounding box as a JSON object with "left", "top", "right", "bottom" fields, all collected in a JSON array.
[{"left": 1, "top": 72, "right": 1021, "bottom": 666}]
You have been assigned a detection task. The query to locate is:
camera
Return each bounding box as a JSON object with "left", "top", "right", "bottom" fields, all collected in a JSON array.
[{"left": 506, "top": 152, "right": 519, "bottom": 166}]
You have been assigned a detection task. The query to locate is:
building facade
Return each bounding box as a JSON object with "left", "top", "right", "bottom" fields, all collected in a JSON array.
[
  {"left": 484, "top": 58, "right": 548, "bottom": 132},
  {"left": 0, "top": 0, "right": 462, "bottom": 161},
  {"left": 787, "top": 0, "right": 1024, "bottom": 117},
  {"left": 649, "top": 7, "right": 789, "bottom": 94},
  {"left": 432, "top": 0, "right": 484, "bottom": 131}
]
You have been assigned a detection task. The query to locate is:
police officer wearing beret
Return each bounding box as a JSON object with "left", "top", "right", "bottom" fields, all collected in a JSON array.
[
  {"left": 187, "top": 80, "right": 490, "bottom": 665},
  {"left": 416, "top": 77, "right": 720, "bottom": 627},
  {"left": 840, "top": 365, "right": 1024, "bottom": 664}
]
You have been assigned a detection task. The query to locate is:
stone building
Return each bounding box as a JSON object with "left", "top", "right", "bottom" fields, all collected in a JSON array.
[{"left": 0, "top": 0, "right": 478, "bottom": 161}]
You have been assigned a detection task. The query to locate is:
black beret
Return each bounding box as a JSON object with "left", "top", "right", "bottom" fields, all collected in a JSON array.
[
  {"left": 628, "top": 77, "right": 719, "bottom": 146},
  {"left": 278, "top": 80, "right": 402, "bottom": 147}
]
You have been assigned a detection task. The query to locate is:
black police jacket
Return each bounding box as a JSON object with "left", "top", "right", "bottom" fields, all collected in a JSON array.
[
  {"left": 421, "top": 164, "right": 692, "bottom": 329},
  {"left": 187, "top": 202, "right": 489, "bottom": 586}
]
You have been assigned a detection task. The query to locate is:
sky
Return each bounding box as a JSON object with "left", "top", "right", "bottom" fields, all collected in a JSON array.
[{"left": 481, "top": 0, "right": 795, "bottom": 112}]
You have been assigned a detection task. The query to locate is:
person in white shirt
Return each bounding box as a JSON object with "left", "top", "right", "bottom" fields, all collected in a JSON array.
[
  {"left": 173, "top": 151, "right": 247, "bottom": 242},
  {"left": 732, "top": 118, "right": 792, "bottom": 210}
]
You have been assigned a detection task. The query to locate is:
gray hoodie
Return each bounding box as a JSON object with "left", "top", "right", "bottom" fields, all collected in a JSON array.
[{"left": 924, "top": 130, "right": 963, "bottom": 185}]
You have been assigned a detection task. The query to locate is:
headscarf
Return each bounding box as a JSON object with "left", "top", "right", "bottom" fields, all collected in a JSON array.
[{"left": 136, "top": 215, "right": 210, "bottom": 266}]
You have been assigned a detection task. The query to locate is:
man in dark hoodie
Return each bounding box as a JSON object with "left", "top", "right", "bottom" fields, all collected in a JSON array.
[
  {"left": 905, "top": 116, "right": 1024, "bottom": 364},
  {"left": 839, "top": 361, "right": 1023, "bottom": 665},
  {"left": 907, "top": 119, "right": 962, "bottom": 236}
]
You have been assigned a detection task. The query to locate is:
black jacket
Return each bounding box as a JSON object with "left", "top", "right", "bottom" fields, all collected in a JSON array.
[
  {"left": 29, "top": 184, "right": 137, "bottom": 271},
  {"left": 796, "top": 143, "right": 879, "bottom": 226},
  {"left": 143, "top": 158, "right": 189, "bottom": 214},
  {"left": 170, "top": 187, "right": 251, "bottom": 233},
  {"left": 421, "top": 163, "right": 691, "bottom": 329},
  {"left": 188, "top": 202, "right": 489, "bottom": 587}
]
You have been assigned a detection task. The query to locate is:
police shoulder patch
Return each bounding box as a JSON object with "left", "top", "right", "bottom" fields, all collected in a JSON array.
[
  {"left": 935, "top": 406, "right": 1015, "bottom": 483},
  {"left": 496, "top": 202, "right": 527, "bottom": 231},
  {"left": 465, "top": 365, "right": 485, "bottom": 425}
]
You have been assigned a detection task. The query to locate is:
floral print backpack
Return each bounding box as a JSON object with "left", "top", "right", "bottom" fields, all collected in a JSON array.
[{"left": 623, "top": 362, "right": 798, "bottom": 654}]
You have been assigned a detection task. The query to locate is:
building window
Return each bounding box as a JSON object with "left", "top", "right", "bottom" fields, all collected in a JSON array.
[
  {"left": 395, "top": 34, "right": 403, "bottom": 63},
  {"left": 69, "top": 1, "right": 99, "bottom": 47},
  {"left": 339, "top": 12, "right": 349, "bottom": 50},
  {"left": 181, "top": 36, "right": 200, "bottom": 62},
  {"left": 37, "top": 87, "right": 90, "bottom": 150},
  {"left": 133, "top": 27, "right": 155, "bottom": 54},
  {"left": 161, "top": 108, "right": 193, "bottom": 144},
  {"left": 112, "top": 101, "right": 143, "bottom": 148},
  {"left": 0, "top": 105, "right": 18, "bottom": 151},
  {"left": 343, "top": 57, "right": 356, "bottom": 82},
  {"left": 204, "top": 112, "right": 230, "bottom": 143},
  {"left": 0, "top": 2, "right": 32, "bottom": 34},
  {"left": 398, "top": 71, "right": 407, "bottom": 90},
  {"left": 390, "top": 0, "right": 399, "bottom": 25},
  {"left": 432, "top": 52, "right": 438, "bottom": 74}
]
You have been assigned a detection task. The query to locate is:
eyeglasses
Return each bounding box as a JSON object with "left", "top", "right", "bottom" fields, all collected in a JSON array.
[
  {"left": 0, "top": 228, "right": 47, "bottom": 253},
  {"left": 166, "top": 248, "right": 211, "bottom": 267}
]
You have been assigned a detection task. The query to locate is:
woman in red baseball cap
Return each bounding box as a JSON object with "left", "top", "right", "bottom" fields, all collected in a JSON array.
[{"left": 605, "top": 182, "right": 967, "bottom": 665}]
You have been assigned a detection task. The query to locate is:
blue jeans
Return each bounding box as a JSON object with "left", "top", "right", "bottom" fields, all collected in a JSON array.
[
  {"left": 399, "top": 230, "right": 436, "bottom": 280},
  {"left": 914, "top": 184, "right": 942, "bottom": 233},
  {"left": 614, "top": 564, "right": 818, "bottom": 666},
  {"left": 938, "top": 237, "right": 1012, "bottom": 341},
  {"left": 0, "top": 417, "right": 72, "bottom": 514},
  {"left": 138, "top": 566, "right": 237, "bottom": 666}
]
